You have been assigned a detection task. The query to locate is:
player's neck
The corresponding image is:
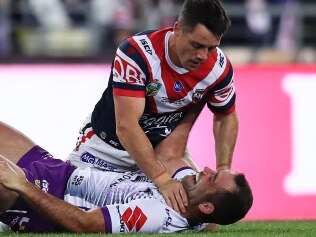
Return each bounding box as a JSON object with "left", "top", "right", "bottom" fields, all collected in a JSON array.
[{"left": 168, "top": 32, "right": 182, "bottom": 67}]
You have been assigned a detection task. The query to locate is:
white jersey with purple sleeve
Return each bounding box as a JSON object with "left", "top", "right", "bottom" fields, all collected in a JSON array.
[{"left": 64, "top": 167, "right": 207, "bottom": 233}]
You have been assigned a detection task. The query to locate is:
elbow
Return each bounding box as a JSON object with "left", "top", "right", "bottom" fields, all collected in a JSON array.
[
  {"left": 116, "top": 120, "right": 133, "bottom": 141},
  {"left": 116, "top": 123, "right": 127, "bottom": 141}
]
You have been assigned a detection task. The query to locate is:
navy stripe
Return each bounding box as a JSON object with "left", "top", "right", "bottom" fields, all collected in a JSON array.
[
  {"left": 212, "top": 63, "right": 233, "bottom": 91},
  {"left": 113, "top": 82, "right": 144, "bottom": 91},
  {"left": 118, "top": 39, "right": 149, "bottom": 79},
  {"left": 208, "top": 93, "right": 236, "bottom": 113}
]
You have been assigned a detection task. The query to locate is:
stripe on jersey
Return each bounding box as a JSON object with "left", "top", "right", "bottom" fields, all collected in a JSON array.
[
  {"left": 207, "top": 58, "right": 235, "bottom": 113},
  {"left": 100, "top": 207, "right": 112, "bottom": 233},
  {"left": 112, "top": 41, "right": 148, "bottom": 97},
  {"left": 152, "top": 48, "right": 229, "bottom": 113},
  {"left": 131, "top": 34, "right": 165, "bottom": 113}
]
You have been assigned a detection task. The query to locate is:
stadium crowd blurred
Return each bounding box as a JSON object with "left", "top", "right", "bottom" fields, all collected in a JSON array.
[{"left": 0, "top": 0, "right": 315, "bottom": 64}]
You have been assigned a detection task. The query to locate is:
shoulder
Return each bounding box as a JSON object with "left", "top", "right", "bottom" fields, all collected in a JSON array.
[{"left": 212, "top": 47, "right": 233, "bottom": 72}]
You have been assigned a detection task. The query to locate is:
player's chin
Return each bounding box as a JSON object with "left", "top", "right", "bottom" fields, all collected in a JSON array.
[
  {"left": 181, "top": 175, "right": 193, "bottom": 191},
  {"left": 185, "top": 62, "right": 201, "bottom": 71}
]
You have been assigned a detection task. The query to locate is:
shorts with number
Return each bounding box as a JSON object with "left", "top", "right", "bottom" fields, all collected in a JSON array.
[
  {"left": 67, "top": 114, "right": 140, "bottom": 172},
  {"left": 0, "top": 146, "right": 76, "bottom": 233}
]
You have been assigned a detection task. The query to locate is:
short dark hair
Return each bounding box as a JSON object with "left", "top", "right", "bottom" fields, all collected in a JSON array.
[
  {"left": 178, "top": 0, "right": 231, "bottom": 38},
  {"left": 200, "top": 173, "right": 253, "bottom": 225}
]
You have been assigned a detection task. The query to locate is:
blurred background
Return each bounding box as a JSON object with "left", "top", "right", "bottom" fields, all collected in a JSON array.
[
  {"left": 1, "top": 0, "right": 316, "bottom": 222},
  {"left": 0, "top": 0, "right": 315, "bottom": 64}
]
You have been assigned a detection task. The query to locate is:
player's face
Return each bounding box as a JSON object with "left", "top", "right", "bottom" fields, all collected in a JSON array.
[
  {"left": 173, "top": 22, "right": 221, "bottom": 71},
  {"left": 183, "top": 167, "right": 237, "bottom": 205}
]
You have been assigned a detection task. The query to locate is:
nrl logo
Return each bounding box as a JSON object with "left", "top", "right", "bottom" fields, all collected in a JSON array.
[
  {"left": 146, "top": 79, "right": 162, "bottom": 96},
  {"left": 192, "top": 89, "right": 205, "bottom": 103}
]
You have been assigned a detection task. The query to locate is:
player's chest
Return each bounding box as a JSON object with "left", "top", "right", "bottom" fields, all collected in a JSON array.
[{"left": 145, "top": 63, "right": 216, "bottom": 112}]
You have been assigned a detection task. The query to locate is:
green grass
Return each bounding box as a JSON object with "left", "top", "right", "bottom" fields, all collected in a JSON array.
[{"left": 1, "top": 221, "right": 315, "bottom": 237}]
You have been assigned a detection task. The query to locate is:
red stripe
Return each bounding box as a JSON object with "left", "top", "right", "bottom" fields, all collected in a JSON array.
[
  {"left": 129, "top": 37, "right": 158, "bottom": 113},
  {"left": 74, "top": 130, "right": 95, "bottom": 151},
  {"left": 113, "top": 88, "right": 145, "bottom": 97}
]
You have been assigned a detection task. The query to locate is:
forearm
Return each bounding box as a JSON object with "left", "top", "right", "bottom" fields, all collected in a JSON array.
[
  {"left": 117, "top": 124, "right": 171, "bottom": 186},
  {"left": 154, "top": 102, "right": 205, "bottom": 173},
  {"left": 16, "top": 181, "right": 103, "bottom": 233},
  {"left": 213, "top": 111, "right": 239, "bottom": 170}
]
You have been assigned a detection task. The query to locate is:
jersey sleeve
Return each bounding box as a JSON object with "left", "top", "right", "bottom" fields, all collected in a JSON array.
[
  {"left": 100, "top": 199, "right": 189, "bottom": 234},
  {"left": 206, "top": 50, "right": 236, "bottom": 114},
  {"left": 112, "top": 39, "right": 149, "bottom": 98}
]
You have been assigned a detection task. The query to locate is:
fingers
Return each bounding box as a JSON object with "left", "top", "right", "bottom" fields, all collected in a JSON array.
[{"left": 158, "top": 180, "right": 188, "bottom": 214}]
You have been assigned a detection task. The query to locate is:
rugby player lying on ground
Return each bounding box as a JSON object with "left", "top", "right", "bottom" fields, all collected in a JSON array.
[{"left": 0, "top": 122, "right": 252, "bottom": 233}]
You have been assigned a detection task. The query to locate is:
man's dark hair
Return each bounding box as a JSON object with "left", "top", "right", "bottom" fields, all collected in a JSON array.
[
  {"left": 199, "top": 173, "right": 253, "bottom": 225},
  {"left": 178, "top": 0, "right": 231, "bottom": 38}
]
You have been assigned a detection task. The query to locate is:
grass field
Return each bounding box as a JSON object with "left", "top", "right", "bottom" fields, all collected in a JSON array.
[{"left": 1, "top": 221, "right": 315, "bottom": 237}]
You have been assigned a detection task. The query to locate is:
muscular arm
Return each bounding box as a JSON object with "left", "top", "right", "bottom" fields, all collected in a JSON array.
[
  {"left": 154, "top": 102, "right": 206, "bottom": 173},
  {"left": 0, "top": 161, "right": 105, "bottom": 233},
  {"left": 114, "top": 95, "right": 166, "bottom": 180},
  {"left": 213, "top": 110, "right": 239, "bottom": 170},
  {"left": 114, "top": 95, "right": 188, "bottom": 213}
]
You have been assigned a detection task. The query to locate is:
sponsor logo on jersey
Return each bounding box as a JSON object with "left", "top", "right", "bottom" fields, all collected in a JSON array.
[
  {"left": 34, "top": 179, "right": 49, "bottom": 193},
  {"left": 174, "top": 81, "right": 184, "bottom": 92},
  {"left": 41, "top": 153, "right": 53, "bottom": 160},
  {"left": 122, "top": 206, "right": 148, "bottom": 232},
  {"left": 116, "top": 205, "right": 126, "bottom": 233},
  {"left": 94, "top": 159, "right": 118, "bottom": 172},
  {"left": 161, "top": 97, "right": 186, "bottom": 105},
  {"left": 71, "top": 175, "right": 84, "bottom": 186},
  {"left": 113, "top": 56, "right": 146, "bottom": 85},
  {"left": 81, "top": 152, "right": 96, "bottom": 164},
  {"left": 165, "top": 208, "right": 172, "bottom": 226},
  {"left": 219, "top": 52, "right": 225, "bottom": 68},
  {"left": 139, "top": 38, "right": 152, "bottom": 55},
  {"left": 140, "top": 112, "right": 183, "bottom": 134},
  {"left": 146, "top": 79, "right": 162, "bottom": 96},
  {"left": 192, "top": 89, "right": 205, "bottom": 103},
  {"left": 110, "top": 171, "right": 145, "bottom": 187}
]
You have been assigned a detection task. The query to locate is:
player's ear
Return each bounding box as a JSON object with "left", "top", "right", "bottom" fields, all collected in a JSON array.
[
  {"left": 199, "top": 202, "right": 214, "bottom": 214},
  {"left": 174, "top": 21, "right": 181, "bottom": 36}
]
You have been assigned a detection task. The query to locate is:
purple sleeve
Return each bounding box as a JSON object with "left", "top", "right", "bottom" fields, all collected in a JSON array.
[{"left": 101, "top": 207, "right": 112, "bottom": 233}]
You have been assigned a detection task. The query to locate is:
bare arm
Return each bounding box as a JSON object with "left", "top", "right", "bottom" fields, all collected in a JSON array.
[
  {"left": 213, "top": 110, "right": 239, "bottom": 170},
  {"left": 114, "top": 95, "right": 188, "bottom": 213},
  {"left": 154, "top": 102, "right": 206, "bottom": 174},
  {"left": 0, "top": 161, "right": 105, "bottom": 233}
]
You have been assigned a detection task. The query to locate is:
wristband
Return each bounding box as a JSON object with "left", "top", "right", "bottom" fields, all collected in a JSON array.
[
  {"left": 216, "top": 163, "right": 230, "bottom": 170},
  {"left": 153, "top": 171, "right": 171, "bottom": 188}
]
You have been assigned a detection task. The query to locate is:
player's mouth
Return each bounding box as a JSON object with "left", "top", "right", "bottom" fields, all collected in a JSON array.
[{"left": 194, "top": 172, "right": 201, "bottom": 184}]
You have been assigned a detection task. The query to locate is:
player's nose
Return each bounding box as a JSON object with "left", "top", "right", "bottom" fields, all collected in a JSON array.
[{"left": 203, "top": 167, "right": 216, "bottom": 176}]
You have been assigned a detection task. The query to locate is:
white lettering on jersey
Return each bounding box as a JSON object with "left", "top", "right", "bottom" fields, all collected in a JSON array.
[
  {"left": 282, "top": 74, "right": 316, "bottom": 195},
  {"left": 113, "top": 48, "right": 146, "bottom": 85}
]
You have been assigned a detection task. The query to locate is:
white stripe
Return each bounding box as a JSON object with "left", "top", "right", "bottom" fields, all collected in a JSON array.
[
  {"left": 133, "top": 34, "right": 168, "bottom": 111},
  {"left": 64, "top": 194, "right": 99, "bottom": 209},
  {"left": 116, "top": 48, "right": 145, "bottom": 75},
  {"left": 6, "top": 210, "right": 27, "bottom": 214}
]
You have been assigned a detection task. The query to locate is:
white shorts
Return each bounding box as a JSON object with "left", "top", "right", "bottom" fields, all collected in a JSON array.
[{"left": 66, "top": 115, "right": 140, "bottom": 173}]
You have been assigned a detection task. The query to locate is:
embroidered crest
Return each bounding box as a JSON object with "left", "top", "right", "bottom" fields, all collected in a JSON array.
[{"left": 146, "top": 79, "right": 162, "bottom": 96}]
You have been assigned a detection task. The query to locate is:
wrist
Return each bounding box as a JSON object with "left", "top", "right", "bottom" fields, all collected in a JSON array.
[
  {"left": 153, "top": 170, "right": 171, "bottom": 188},
  {"left": 216, "top": 163, "right": 230, "bottom": 171}
]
